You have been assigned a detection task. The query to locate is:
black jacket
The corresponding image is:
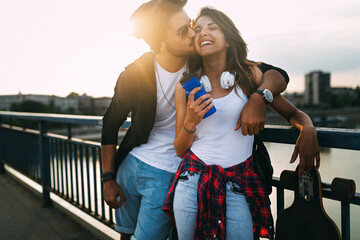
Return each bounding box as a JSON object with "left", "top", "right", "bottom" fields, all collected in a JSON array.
[{"left": 101, "top": 52, "right": 289, "bottom": 172}]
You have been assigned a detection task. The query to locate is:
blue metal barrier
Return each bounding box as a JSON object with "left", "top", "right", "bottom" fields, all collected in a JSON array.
[{"left": 0, "top": 111, "right": 359, "bottom": 240}]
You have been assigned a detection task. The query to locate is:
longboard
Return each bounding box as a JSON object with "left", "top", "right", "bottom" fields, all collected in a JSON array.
[{"left": 275, "top": 166, "right": 341, "bottom": 240}]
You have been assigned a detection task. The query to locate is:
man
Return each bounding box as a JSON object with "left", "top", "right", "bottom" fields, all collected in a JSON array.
[{"left": 101, "top": 1, "right": 294, "bottom": 239}]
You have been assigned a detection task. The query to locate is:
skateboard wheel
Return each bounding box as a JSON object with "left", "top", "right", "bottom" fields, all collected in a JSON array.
[
  {"left": 331, "top": 177, "right": 356, "bottom": 200},
  {"left": 280, "top": 170, "right": 295, "bottom": 190}
]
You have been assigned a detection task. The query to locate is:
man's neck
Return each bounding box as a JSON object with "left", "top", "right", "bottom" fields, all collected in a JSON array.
[{"left": 155, "top": 51, "right": 187, "bottom": 73}]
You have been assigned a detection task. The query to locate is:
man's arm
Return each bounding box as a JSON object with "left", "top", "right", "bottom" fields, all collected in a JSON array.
[
  {"left": 235, "top": 63, "right": 289, "bottom": 135},
  {"left": 101, "top": 71, "right": 132, "bottom": 209},
  {"left": 258, "top": 69, "right": 288, "bottom": 95},
  {"left": 101, "top": 144, "right": 126, "bottom": 208},
  {"left": 269, "top": 95, "right": 320, "bottom": 177}
]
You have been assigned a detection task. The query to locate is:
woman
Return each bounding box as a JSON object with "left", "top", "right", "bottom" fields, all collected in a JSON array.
[{"left": 163, "top": 7, "right": 320, "bottom": 240}]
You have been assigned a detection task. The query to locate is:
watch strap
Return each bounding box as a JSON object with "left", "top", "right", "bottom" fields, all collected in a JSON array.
[
  {"left": 102, "top": 172, "right": 115, "bottom": 182},
  {"left": 254, "top": 89, "right": 271, "bottom": 104}
]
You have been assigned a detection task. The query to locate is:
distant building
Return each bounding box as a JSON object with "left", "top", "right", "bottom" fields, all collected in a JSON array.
[
  {"left": 331, "top": 87, "right": 356, "bottom": 96},
  {"left": 304, "top": 71, "right": 331, "bottom": 107},
  {"left": 330, "top": 87, "right": 358, "bottom": 108},
  {"left": 284, "top": 92, "right": 305, "bottom": 107},
  {"left": 0, "top": 93, "right": 110, "bottom": 115},
  {"left": 53, "top": 96, "right": 79, "bottom": 113},
  {"left": 93, "top": 97, "right": 111, "bottom": 115},
  {"left": 0, "top": 93, "right": 51, "bottom": 111},
  {"left": 77, "top": 94, "right": 94, "bottom": 115},
  {"left": 0, "top": 94, "right": 22, "bottom": 110}
]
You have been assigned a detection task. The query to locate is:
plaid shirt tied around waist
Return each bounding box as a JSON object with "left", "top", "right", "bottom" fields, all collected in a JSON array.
[{"left": 163, "top": 150, "right": 274, "bottom": 239}]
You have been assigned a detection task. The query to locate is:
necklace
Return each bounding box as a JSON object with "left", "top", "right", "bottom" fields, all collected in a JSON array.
[{"left": 155, "top": 61, "right": 176, "bottom": 110}]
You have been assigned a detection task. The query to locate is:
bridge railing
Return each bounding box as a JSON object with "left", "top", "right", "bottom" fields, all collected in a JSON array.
[{"left": 0, "top": 111, "right": 359, "bottom": 240}]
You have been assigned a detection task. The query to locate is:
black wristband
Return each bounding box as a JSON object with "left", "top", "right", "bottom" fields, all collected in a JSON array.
[{"left": 102, "top": 172, "right": 115, "bottom": 182}]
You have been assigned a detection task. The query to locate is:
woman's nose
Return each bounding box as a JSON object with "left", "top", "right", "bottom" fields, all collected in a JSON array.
[{"left": 199, "top": 28, "right": 208, "bottom": 36}]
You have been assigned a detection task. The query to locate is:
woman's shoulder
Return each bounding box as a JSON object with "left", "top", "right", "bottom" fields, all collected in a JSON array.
[
  {"left": 175, "top": 81, "right": 186, "bottom": 99},
  {"left": 175, "top": 81, "right": 184, "bottom": 91}
]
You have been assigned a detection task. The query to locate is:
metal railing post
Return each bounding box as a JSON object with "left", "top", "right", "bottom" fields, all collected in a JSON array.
[
  {"left": 341, "top": 201, "right": 350, "bottom": 240},
  {"left": 0, "top": 116, "right": 5, "bottom": 174},
  {"left": 67, "top": 123, "right": 72, "bottom": 139},
  {"left": 67, "top": 123, "right": 74, "bottom": 201},
  {"left": 39, "top": 120, "right": 51, "bottom": 207}
]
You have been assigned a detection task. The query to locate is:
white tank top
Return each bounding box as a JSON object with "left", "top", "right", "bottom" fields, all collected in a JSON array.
[
  {"left": 130, "top": 60, "right": 187, "bottom": 173},
  {"left": 190, "top": 86, "right": 254, "bottom": 168}
]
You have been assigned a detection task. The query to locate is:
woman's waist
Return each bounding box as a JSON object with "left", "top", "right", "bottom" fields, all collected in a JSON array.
[
  {"left": 179, "top": 149, "right": 254, "bottom": 174},
  {"left": 189, "top": 149, "right": 252, "bottom": 168},
  {"left": 193, "top": 127, "right": 254, "bottom": 146},
  {"left": 190, "top": 138, "right": 253, "bottom": 168}
]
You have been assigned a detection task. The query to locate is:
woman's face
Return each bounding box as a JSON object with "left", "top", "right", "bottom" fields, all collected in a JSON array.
[{"left": 194, "top": 15, "right": 228, "bottom": 57}]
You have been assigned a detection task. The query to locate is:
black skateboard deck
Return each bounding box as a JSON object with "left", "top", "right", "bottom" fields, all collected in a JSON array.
[{"left": 275, "top": 166, "right": 341, "bottom": 240}]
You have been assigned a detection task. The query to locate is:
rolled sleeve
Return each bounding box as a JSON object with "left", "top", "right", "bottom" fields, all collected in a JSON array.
[{"left": 257, "top": 62, "right": 290, "bottom": 84}]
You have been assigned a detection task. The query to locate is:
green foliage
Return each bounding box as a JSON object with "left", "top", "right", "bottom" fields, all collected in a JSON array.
[
  {"left": 10, "top": 100, "right": 47, "bottom": 113},
  {"left": 331, "top": 92, "right": 352, "bottom": 108},
  {"left": 330, "top": 86, "right": 360, "bottom": 108}
]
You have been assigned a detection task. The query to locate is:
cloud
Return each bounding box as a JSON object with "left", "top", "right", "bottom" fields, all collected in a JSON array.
[{"left": 247, "top": 1, "right": 360, "bottom": 75}]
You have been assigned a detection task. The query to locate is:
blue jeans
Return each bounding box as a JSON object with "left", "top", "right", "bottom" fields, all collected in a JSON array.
[
  {"left": 173, "top": 171, "right": 253, "bottom": 240},
  {"left": 115, "top": 154, "right": 175, "bottom": 240}
]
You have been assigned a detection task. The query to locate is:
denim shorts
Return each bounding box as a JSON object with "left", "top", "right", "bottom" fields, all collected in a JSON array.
[
  {"left": 115, "top": 154, "right": 175, "bottom": 240},
  {"left": 173, "top": 171, "right": 253, "bottom": 240}
]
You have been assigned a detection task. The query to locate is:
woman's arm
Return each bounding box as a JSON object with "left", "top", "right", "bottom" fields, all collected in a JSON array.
[
  {"left": 173, "top": 82, "right": 214, "bottom": 158},
  {"left": 268, "top": 95, "right": 320, "bottom": 176}
]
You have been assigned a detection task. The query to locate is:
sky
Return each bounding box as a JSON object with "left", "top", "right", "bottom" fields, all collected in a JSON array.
[{"left": 1, "top": 0, "right": 359, "bottom": 97}]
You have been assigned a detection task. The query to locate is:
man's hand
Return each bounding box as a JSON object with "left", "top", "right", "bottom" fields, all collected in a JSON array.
[
  {"left": 235, "top": 93, "right": 266, "bottom": 135},
  {"left": 103, "top": 180, "right": 126, "bottom": 209},
  {"left": 290, "top": 126, "right": 320, "bottom": 177}
]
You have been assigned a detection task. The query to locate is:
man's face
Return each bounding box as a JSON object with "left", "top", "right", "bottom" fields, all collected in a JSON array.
[{"left": 163, "top": 10, "right": 195, "bottom": 57}]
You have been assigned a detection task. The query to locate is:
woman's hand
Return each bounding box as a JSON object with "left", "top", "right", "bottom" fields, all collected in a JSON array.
[
  {"left": 183, "top": 87, "right": 214, "bottom": 131},
  {"left": 290, "top": 126, "right": 320, "bottom": 177},
  {"left": 235, "top": 93, "right": 266, "bottom": 135}
]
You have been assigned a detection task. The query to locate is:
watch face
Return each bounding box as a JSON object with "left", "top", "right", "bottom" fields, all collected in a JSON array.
[{"left": 263, "top": 89, "right": 273, "bottom": 102}]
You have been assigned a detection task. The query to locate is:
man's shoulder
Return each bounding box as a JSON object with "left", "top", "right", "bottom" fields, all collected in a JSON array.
[
  {"left": 117, "top": 51, "right": 155, "bottom": 86},
  {"left": 249, "top": 60, "right": 275, "bottom": 73},
  {"left": 125, "top": 51, "right": 155, "bottom": 72}
]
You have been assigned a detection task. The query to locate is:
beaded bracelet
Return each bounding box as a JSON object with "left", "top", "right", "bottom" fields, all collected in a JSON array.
[{"left": 182, "top": 123, "right": 196, "bottom": 134}]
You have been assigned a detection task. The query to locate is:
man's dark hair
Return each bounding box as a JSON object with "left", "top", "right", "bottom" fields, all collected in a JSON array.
[{"left": 130, "top": 0, "right": 187, "bottom": 53}]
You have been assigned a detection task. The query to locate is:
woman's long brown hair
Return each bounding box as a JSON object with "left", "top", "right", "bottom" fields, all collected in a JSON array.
[{"left": 189, "top": 7, "right": 259, "bottom": 98}]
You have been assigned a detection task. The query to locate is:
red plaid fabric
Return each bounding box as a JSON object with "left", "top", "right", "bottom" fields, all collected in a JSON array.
[{"left": 163, "top": 150, "right": 274, "bottom": 239}]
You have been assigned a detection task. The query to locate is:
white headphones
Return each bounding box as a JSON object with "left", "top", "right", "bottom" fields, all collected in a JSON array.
[{"left": 199, "top": 71, "right": 236, "bottom": 92}]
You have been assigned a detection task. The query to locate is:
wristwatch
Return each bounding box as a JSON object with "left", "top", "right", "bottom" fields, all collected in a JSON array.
[
  {"left": 101, "top": 172, "right": 115, "bottom": 182},
  {"left": 254, "top": 89, "right": 273, "bottom": 104}
]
